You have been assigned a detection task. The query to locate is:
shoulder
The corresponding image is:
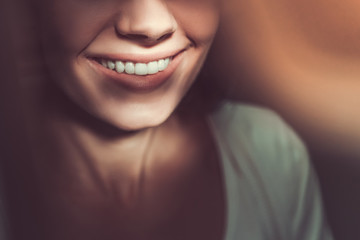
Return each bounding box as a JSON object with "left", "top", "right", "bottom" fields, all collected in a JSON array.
[
  {"left": 210, "top": 101, "right": 333, "bottom": 239},
  {"left": 210, "top": 100, "right": 309, "bottom": 187},
  {"left": 210, "top": 101, "right": 294, "bottom": 138},
  {"left": 210, "top": 102, "right": 309, "bottom": 202},
  {"left": 210, "top": 101, "right": 307, "bottom": 167}
]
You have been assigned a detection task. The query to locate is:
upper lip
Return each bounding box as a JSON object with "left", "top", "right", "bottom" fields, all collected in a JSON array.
[{"left": 85, "top": 46, "right": 189, "bottom": 63}]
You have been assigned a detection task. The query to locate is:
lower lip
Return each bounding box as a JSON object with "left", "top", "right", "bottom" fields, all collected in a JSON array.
[{"left": 87, "top": 52, "right": 184, "bottom": 92}]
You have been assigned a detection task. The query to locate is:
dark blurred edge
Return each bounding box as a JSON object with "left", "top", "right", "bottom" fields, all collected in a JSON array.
[
  {"left": 0, "top": 0, "right": 36, "bottom": 239},
  {"left": 1, "top": 0, "right": 360, "bottom": 239}
]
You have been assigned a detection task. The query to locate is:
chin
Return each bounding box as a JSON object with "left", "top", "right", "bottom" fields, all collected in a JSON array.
[
  {"left": 108, "top": 115, "right": 168, "bottom": 132},
  {"left": 95, "top": 101, "right": 177, "bottom": 131}
]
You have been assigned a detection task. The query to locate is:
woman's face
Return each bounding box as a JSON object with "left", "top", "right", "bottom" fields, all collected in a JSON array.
[{"left": 38, "top": 0, "right": 219, "bottom": 130}]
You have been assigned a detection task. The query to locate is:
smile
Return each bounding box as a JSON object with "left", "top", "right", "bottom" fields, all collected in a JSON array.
[
  {"left": 87, "top": 49, "right": 186, "bottom": 92},
  {"left": 97, "top": 56, "right": 172, "bottom": 76}
]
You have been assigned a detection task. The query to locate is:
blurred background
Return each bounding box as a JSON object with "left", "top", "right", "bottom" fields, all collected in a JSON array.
[
  {"left": 1, "top": 0, "right": 360, "bottom": 239},
  {"left": 209, "top": 0, "right": 360, "bottom": 239}
]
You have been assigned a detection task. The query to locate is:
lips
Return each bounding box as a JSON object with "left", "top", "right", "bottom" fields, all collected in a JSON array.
[{"left": 86, "top": 49, "right": 186, "bottom": 92}]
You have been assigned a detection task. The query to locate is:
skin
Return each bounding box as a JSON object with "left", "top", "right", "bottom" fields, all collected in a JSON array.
[
  {"left": 4, "top": 0, "right": 225, "bottom": 240},
  {"left": 37, "top": 0, "right": 220, "bottom": 131}
]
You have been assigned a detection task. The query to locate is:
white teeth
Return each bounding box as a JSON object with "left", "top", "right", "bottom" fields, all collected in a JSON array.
[
  {"left": 125, "top": 62, "right": 135, "bottom": 74},
  {"left": 135, "top": 63, "right": 148, "bottom": 75},
  {"left": 115, "top": 61, "right": 125, "bottom": 73},
  {"left": 158, "top": 59, "right": 165, "bottom": 71},
  {"left": 147, "top": 61, "right": 159, "bottom": 74},
  {"left": 101, "top": 57, "right": 171, "bottom": 76},
  {"left": 164, "top": 58, "right": 170, "bottom": 68},
  {"left": 107, "top": 60, "right": 115, "bottom": 70}
]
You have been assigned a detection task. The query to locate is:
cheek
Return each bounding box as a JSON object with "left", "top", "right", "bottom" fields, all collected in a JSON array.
[
  {"left": 41, "top": 1, "right": 115, "bottom": 55},
  {"left": 167, "top": 0, "right": 220, "bottom": 44}
]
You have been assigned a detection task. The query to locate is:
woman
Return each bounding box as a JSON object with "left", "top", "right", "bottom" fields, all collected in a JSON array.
[{"left": 0, "top": 0, "right": 333, "bottom": 239}]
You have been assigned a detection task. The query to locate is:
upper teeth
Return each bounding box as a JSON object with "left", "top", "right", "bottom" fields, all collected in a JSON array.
[{"left": 100, "top": 57, "right": 171, "bottom": 76}]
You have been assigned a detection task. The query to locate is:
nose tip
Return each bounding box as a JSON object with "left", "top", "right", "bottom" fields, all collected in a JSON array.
[{"left": 115, "top": 0, "right": 176, "bottom": 45}]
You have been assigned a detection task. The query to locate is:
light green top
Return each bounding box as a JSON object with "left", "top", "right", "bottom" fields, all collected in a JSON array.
[{"left": 209, "top": 102, "right": 333, "bottom": 240}]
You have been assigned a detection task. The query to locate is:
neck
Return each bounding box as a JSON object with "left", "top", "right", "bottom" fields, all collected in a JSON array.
[
  {"left": 34, "top": 81, "right": 209, "bottom": 206},
  {"left": 25, "top": 82, "right": 156, "bottom": 203},
  {"left": 7, "top": 81, "right": 223, "bottom": 239}
]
